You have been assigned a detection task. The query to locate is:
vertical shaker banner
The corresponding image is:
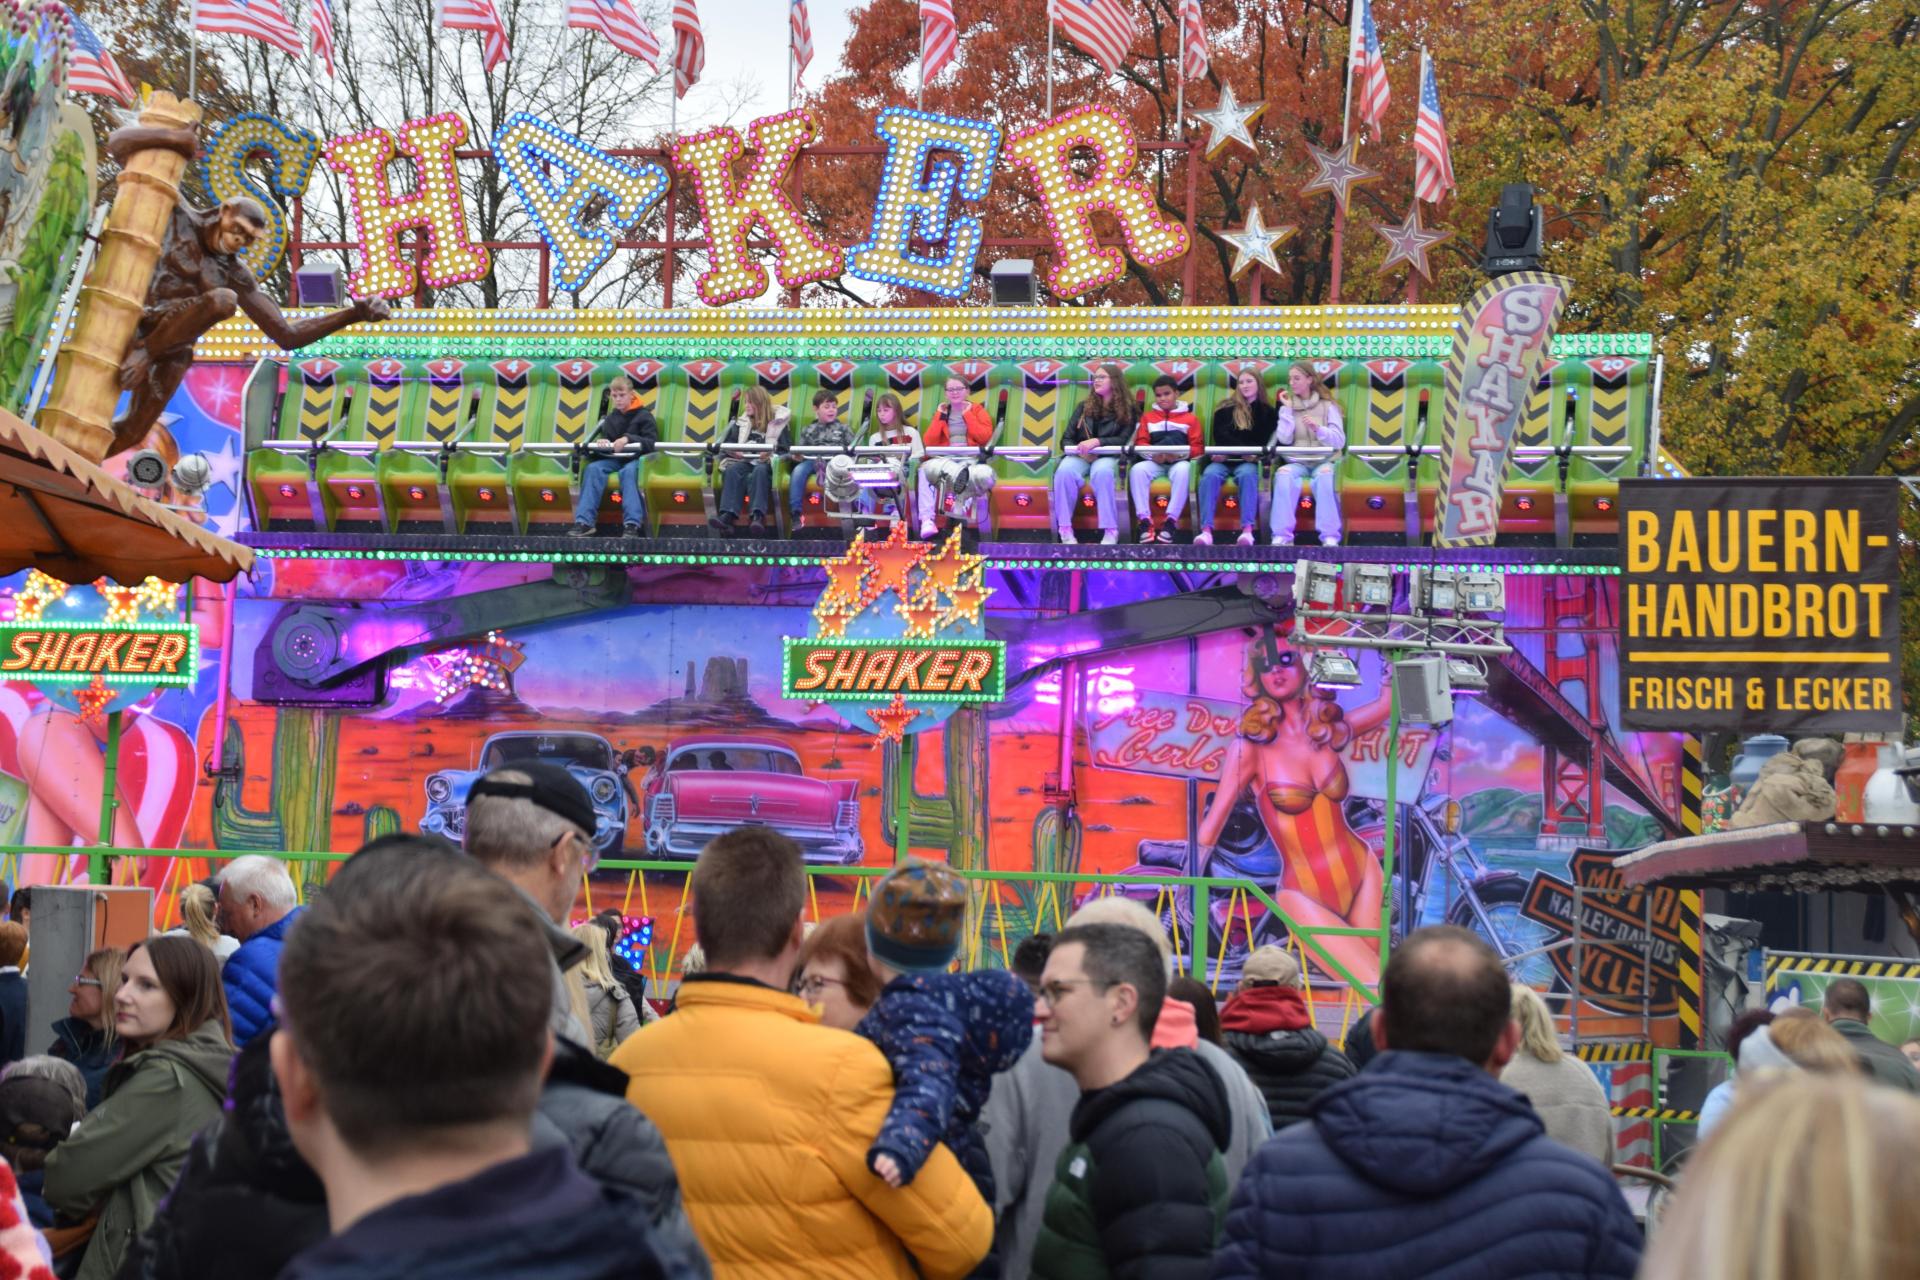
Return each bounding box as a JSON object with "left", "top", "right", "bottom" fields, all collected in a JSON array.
[
  {"left": 1618, "top": 477, "right": 1903, "bottom": 733},
  {"left": 1433, "top": 270, "right": 1573, "bottom": 548}
]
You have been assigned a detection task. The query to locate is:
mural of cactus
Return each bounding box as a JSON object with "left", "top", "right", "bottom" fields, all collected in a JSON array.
[
  {"left": 362, "top": 805, "right": 401, "bottom": 844},
  {"left": 211, "top": 710, "right": 341, "bottom": 863}
]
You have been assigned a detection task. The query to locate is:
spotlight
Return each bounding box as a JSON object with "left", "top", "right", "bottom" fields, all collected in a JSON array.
[
  {"left": 1352, "top": 565, "right": 1393, "bottom": 609},
  {"left": 126, "top": 449, "right": 169, "bottom": 489},
  {"left": 1412, "top": 567, "right": 1459, "bottom": 614},
  {"left": 989, "top": 258, "right": 1039, "bottom": 307},
  {"left": 1445, "top": 656, "right": 1489, "bottom": 696},
  {"left": 1459, "top": 573, "right": 1504, "bottom": 613},
  {"left": 1295, "top": 561, "right": 1342, "bottom": 608},
  {"left": 294, "top": 263, "right": 348, "bottom": 307},
  {"left": 1480, "top": 183, "right": 1542, "bottom": 277},
  {"left": 171, "top": 452, "right": 212, "bottom": 497},
  {"left": 1309, "top": 650, "right": 1362, "bottom": 690}
]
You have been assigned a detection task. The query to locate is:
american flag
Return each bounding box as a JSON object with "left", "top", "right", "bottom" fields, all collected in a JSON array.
[
  {"left": 1052, "top": 0, "right": 1132, "bottom": 75},
  {"left": 63, "top": 7, "right": 135, "bottom": 104},
  {"left": 1414, "top": 47, "right": 1456, "bottom": 203},
  {"left": 193, "top": 0, "right": 304, "bottom": 57},
  {"left": 310, "top": 0, "right": 336, "bottom": 77},
  {"left": 790, "top": 0, "right": 812, "bottom": 83},
  {"left": 436, "top": 0, "right": 511, "bottom": 71},
  {"left": 1347, "top": 0, "right": 1390, "bottom": 136},
  {"left": 566, "top": 0, "right": 661, "bottom": 67},
  {"left": 919, "top": 0, "right": 955, "bottom": 80},
  {"left": 671, "top": 0, "right": 703, "bottom": 97},
  {"left": 1177, "top": 0, "right": 1205, "bottom": 80}
]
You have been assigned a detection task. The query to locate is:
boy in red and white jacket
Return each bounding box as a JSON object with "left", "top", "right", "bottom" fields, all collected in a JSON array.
[{"left": 1128, "top": 376, "right": 1204, "bottom": 542}]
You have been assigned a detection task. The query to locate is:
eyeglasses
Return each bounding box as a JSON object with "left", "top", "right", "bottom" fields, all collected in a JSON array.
[
  {"left": 795, "top": 975, "right": 847, "bottom": 1000},
  {"left": 554, "top": 826, "right": 599, "bottom": 873},
  {"left": 1037, "top": 978, "right": 1113, "bottom": 1006},
  {"left": 73, "top": 977, "right": 101, "bottom": 988}
]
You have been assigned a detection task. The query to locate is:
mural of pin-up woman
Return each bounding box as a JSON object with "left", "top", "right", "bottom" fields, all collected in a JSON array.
[{"left": 1196, "top": 625, "right": 1393, "bottom": 989}]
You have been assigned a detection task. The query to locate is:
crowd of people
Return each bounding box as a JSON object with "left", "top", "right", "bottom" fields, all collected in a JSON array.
[
  {"left": 561, "top": 364, "right": 1352, "bottom": 546},
  {"left": 0, "top": 763, "right": 1914, "bottom": 1278}
]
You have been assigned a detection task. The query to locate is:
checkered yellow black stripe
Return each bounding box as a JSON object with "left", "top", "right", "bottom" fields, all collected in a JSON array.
[{"left": 1766, "top": 956, "right": 1920, "bottom": 980}]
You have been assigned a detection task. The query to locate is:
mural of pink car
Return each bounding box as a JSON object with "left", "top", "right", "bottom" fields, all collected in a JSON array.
[{"left": 641, "top": 736, "right": 864, "bottom": 865}]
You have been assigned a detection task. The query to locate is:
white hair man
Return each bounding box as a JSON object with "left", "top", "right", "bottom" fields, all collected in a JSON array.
[
  {"left": 217, "top": 854, "right": 301, "bottom": 1047},
  {"left": 981, "top": 895, "right": 1272, "bottom": 1278}
]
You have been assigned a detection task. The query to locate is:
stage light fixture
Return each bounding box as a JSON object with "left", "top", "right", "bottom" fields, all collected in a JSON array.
[
  {"left": 1309, "top": 649, "right": 1362, "bottom": 690},
  {"left": 1352, "top": 564, "right": 1393, "bottom": 609},
  {"left": 989, "top": 259, "right": 1038, "bottom": 307},
  {"left": 1296, "top": 561, "right": 1341, "bottom": 608},
  {"left": 1480, "top": 183, "right": 1542, "bottom": 277},
  {"left": 294, "top": 263, "right": 347, "bottom": 307},
  {"left": 1413, "top": 566, "right": 1459, "bottom": 614},
  {"left": 1459, "top": 572, "right": 1504, "bottom": 613},
  {"left": 1445, "top": 656, "right": 1489, "bottom": 696}
]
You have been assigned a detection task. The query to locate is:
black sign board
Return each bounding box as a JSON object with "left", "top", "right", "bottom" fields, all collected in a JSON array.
[{"left": 1619, "top": 477, "right": 1903, "bottom": 733}]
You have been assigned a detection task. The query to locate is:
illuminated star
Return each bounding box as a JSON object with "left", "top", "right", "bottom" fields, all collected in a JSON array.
[
  {"left": 815, "top": 608, "right": 851, "bottom": 639},
  {"left": 941, "top": 580, "right": 994, "bottom": 627},
  {"left": 861, "top": 519, "right": 930, "bottom": 606},
  {"left": 920, "top": 528, "right": 985, "bottom": 598},
  {"left": 75, "top": 676, "right": 117, "bottom": 726},
  {"left": 134, "top": 576, "right": 181, "bottom": 618},
  {"left": 896, "top": 587, "right": 947, "bottom": 639},
  {"left": 1300, "top": 138, "right": 1383, "bottom": 215},
  {"left": 1213, "top": 204, "right": 1297, "bottom": 279},
  {"left": 866, "top": 693, "right": 921, "bottom": 745},
  {"left": 12, "top": 570, "right": 69, "bottom": 622},
  {"left": 1190, "top": 84, "right": 1266, "bottom": 160},
  {"left": 1375, "top": 203, "right": 1453, "bottom": 282},
  {"left": 95, "top": 579, "right": 142, "bottom": 626},
  {"left": 819, "top": 544, "right": 872, "bottom": 613}
]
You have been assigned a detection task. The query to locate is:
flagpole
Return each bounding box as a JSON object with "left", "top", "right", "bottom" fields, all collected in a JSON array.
[
  {"left": 917, "top": 16, "right": 925, "bottom": 110},
  {"left": 187, "top": 0, "right": 199, "bottom": 97},
  {"left": 1173, "top": 5, "right": 1184, "bottom": 140},
  {"left": 1044, "top": 0, "right": 1054, "bottom": 118},
  {"left": 1329, "top": 0, "right": 1359, "bottom": 304},
  {"left": 787, "top": 7, "right": 794, "bottom": 110}
]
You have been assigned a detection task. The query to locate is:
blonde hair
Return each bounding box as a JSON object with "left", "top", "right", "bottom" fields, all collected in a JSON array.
[
  {"left": 1769, "top": 1008, "right": 1862, "bottom": 1074},
  {"left": 1641, "top": 1074, "right": 1920, "bottom": 1280},
  {"left": 179, "top": 883, "right": 221, "bottom": 952},
  {"left": 571, "top": 921, "right": 617, "bottom": 990},
  {"left": 1230, "top": 368, "right": 1265, "bottom": 433},
  {"left": 740, "top": 386, "right": 774, "bottom": 429},
  {"left": 84, "top": 947, "right": 126, "bottom": 1047},
  {"left": 1509, "top": 984, "right": 1564, "bottom": 1063}
]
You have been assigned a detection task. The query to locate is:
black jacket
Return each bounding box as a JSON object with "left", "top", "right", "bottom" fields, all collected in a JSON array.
[
  {"left": 1218, "top": 986, "right": 1356, "bottom": 1130},
  {"left": 1030, "top": 1049, "right": 1231, "bottom": 1280},
  {"left": 50, "top": 1017, "right": 119, "bottom": 1110},
  {"left": 1207, "top": 399, "right": 1277, "bottom": 458},
  {"left": 1062, "top": 400, "right": 1134, "bottom": 449},
  {"left": 279, "top": 1147, "right": 666, "bottom": 1280},
  {"left": 589, "top": 404, "right": 657, "bottom": 453},
  {"left": 0, "top": 971, "right": 28, "bottom": 1067}
]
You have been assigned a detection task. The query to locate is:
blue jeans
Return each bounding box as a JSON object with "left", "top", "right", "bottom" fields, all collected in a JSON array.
[
  {"left": 1197, "top": 460, "right": 1261, "bottom": 531},
  {"left": 719, "top": 459, "right": 773, "bottom": 521},
  {"left": 573, "top": 456, "right": 644, "bottom": 527},
  {"left": 1052, "top": 455, "right": 1120, "bottom": 529},
  {"left": 1271, "top": 461, "right": 1341, "bottom": 542},
  {"left": 788, "top": 459, "right": 816, "bottom": 519}
]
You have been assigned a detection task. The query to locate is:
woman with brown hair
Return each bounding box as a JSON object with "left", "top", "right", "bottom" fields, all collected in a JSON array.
[
  {"left": 1196, "top": 625, "right": 1393, "bottom": 988},
  {"left": 1640, "top": 1074, "right": 1920, "bottom": 1280},
  {"left": 793, "top": 912, "right": 883, "bottom": 1032},
  {"left": 1052, "top": 362, "right": 1137, "bottom": 544},
  {"left": 44, "top": 936, "right": 233, "bottom": 1280},
  {"left": 48, "top": 946, "right": 126, "bottom": 1110}
]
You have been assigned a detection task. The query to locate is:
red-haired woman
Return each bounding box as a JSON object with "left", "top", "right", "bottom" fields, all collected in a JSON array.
[{"left": 1196, "top": 628, "right": 1393, "bottom": 988}]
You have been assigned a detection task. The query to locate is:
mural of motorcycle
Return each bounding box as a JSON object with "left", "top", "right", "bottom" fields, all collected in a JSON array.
[{"left": 1110, "top": 783, "right": 1556, "bottom": 988}]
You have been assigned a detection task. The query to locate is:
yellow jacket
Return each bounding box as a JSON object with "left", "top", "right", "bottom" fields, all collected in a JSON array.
[{"left": 614, "top": 975, "right": 991, "bottom": 1280}]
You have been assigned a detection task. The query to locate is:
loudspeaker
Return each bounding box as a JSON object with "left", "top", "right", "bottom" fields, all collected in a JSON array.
[{"left": 1393, "top": 655, "right": 1454, "bottom": 726}]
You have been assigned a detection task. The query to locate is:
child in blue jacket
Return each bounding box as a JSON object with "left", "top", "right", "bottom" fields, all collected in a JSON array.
[{"left": 856, "top": 859, "right": 1033, "bottom": 1209}]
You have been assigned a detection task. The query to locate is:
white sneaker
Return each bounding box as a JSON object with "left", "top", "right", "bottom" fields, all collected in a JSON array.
[
  {"left": 1193, "top": 528, "right": 1213, "bottom": 546},
  {"left": 1100, "top": 529, "right": 1119, "bottom": 545},
  {"left": 1236, "top": 528, "right": 1255, "bottom": 547},
  {"left": 1058, "top": 527, "right": 1076, "bottom": 544},
  {"left": 1321, "top": 536, "right": 1341, "bottom": 547},
  {"left": 1271, "top": 535, "right": 1288, "bottom": 546},
  {"left": 919, "top": 522, "right": 937, "bottom": 539}
]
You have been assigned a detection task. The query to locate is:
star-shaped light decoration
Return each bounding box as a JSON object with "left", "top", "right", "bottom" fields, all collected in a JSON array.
[
  {"left": 815, "top": 607, "right": 852, "bottom": 639},
  {"left": 11, "top": 570, "right": 69, "bottom": 623},
  {"left": 896, "top": 586, "right": 948, "bottom": 639},
  {"left": 1213, "top": 204, "right": 1298, "bottom": 280},
  {"left": 818, "top": 541, "right": 872, "bottom": 614},
  {"left": 135, "top": 577, "right": 181, "bottom": 617},
  {"left": 1300, "top": 138, "right": 1383, "bottom": 215},
  {"left": 95, "top": 579, "right": 142, "bottom": 626},
  {"left": 860, "top": 519, "right": 931, "bottom": 606},
  {"left": 1374, "top": 203, "right": 1454, "bottom": 282},
  {"left": 75, "top": 675, "right": 116, "bottom": 726},
  {"left": 941, "top": 579, "right": 994, "bottom": 627},
  {"left": 1190, "top": 84, "right": 1265, "bottom": 160},
  {"left": 866, "top": 692, "right": 921, "bottom": 746},
  {"left": 920, "top": 528, "right": 984, "bottom": 597}
]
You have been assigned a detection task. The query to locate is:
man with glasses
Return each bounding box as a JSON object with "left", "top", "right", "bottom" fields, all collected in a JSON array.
[
  {"left": 463, "top": 764, "right": 602, "bottom": 1045},
  {"left": 1028, "top": 923, "right": 1229, "bottom": 1280}
]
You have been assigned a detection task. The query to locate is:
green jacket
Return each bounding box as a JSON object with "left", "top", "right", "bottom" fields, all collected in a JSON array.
[
  {"left": 44, "top": 1020, "right": 233, "bottom": 1280},
  {"left": 1031, "top": 1050, "right": 1231, "bottom": 1280}
]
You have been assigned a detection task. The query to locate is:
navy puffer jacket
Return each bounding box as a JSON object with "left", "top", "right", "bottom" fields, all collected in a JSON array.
[{"left": 1211, "top": 1051, "right": 1642, "bottom": 1280}]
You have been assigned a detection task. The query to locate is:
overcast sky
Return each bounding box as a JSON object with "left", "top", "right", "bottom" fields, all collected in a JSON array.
[{"left": 641, "top": 0, "right": 857, "bottom": 134}]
